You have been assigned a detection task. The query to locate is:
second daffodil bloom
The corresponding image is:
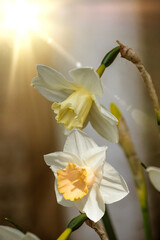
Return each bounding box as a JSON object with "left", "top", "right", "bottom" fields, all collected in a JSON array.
[
  {"left": 32, "top": 65, "right": 118, "bottom": 143},
  {"left": 44, "top": 130, "right": 129, "bottom": 222},
  {"left": 146, "top": 166, "right": 160, "bottom": 192}
]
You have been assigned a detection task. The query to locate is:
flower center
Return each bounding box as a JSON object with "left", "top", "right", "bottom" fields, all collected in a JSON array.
[
  {"left": 57, "top": 162, "right": 95, "bottom": 201},
  {"left": 51, "top": 88, "right": 93, "bottom": 130}
]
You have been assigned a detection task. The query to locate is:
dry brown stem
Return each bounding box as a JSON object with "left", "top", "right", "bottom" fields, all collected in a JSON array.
[
  {"left": 85, "top": 219, "right": 108, "bottom": 240},
  {"left": 117, "top": 40, "right": 160, "bottom": 112},
  {"left": 118, "top": 114, "right": 147, "bottom": 205}
]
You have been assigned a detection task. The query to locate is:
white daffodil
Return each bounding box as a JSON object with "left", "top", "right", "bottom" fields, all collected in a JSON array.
[
  {"left": 44, "top": 130, "right": 129, "bottom": 222},
  {"left": 0, "top": 226, "right": 40, "bottom": 240},
  {"left": 146, "top": 166, "right": 160, "bottom": 192},
  {"left": 32, "top": 65, "right": 118, "bottom": 143}
]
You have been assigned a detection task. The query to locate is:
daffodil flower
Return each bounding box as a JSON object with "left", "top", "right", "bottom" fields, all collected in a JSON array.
[
  {"left": 0, "top": 226, "right": 40, "bottom": 240},
  {"left": 146, "top": 166, "right": 160, "bottom": 192},
  {"left": 32, "top": 65, "right": 118, "bottom": 143},
  {"left": 44, "top": 130, "right": 129, "bottom": 222}
]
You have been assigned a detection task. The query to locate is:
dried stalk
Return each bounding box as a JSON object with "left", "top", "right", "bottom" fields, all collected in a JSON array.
[
  {"left": 118, "top": 115, "right": 152, "bottom": 240},
  {"left": 110, "top": 103, "right": 152, "bottom": 240},
  {"left": 118, "top": 113, "right": 147, "bottom": 201},
  {"left": 85, "top": 219, "right": 108, "bottom": 240},
  {"left": 117, "top": 40, "right": 160, "bottom": 113}
]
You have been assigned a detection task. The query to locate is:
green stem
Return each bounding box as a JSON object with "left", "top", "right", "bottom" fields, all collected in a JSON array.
[
  {"left": 136, "top": 184, "right": 152, "bottom": 240},
  {"left": 102, "top": 206, "right": 118, "bottom": 240},
  {"left": 5, "top": 217, "right": 26, "bottom": 234},
  {"left": 57, "top": 213, "right": 88, "bottom": 240},
  {"left": 141, "top": 206, "right": 152, "bottom": 240}
]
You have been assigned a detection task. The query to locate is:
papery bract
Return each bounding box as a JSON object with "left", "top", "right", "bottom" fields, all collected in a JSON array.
[
  {"left": 32, "top": 65, "right": 118, "bottom": 143},
  {"left": 44, "top": 130, "right": 129, "bottom": 222}
]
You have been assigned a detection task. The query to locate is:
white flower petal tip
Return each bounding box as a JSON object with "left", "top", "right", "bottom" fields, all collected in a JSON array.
[
  {"left": 32, "top": 64, "right": 74, "bottom": 102},
  {"left": 0, "top": 226, "right": 40, "bottom": 240},
  {"left": 63, "top": 129, "right": 98, "bottom": 159},
  {"left": 24, "top": 232, "right": 40, "bottom": 240},
  {"left": 146, "top": 167, "right": 160, "bottom": 192},
  {"left": 44, "top": 129, "right": 128, "bottom": 222},
  {"left": 100, "top": 162, "right": 129, "bottom": 204}
]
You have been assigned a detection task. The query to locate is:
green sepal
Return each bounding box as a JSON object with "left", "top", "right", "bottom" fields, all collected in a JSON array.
[
  {"left": 67, "top": 213, "right": 88, "bottom": 232},
  {"left": 101, "top": 46, "right": 120, "bottom": 67}
]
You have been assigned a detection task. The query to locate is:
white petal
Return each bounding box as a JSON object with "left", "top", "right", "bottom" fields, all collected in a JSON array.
[
  {"left": 32, "top": 77, "right": 71, "bottom": 102},
  {"left": 31, "top": 64, "right": 75, "bottom": 102},
  {"left": 99, "top": 102, "right": 118, "bottom": 125},
  {"left": 54, "top": 181, "right": 74, "bottom": 207},
  {"left": 44, "top": 151, "right": 81, "bottom": 172},
  {"left": 0, "top": 226, "right": 24, "bottom": 240},
  {"left": 75, "top": 184, "right": 105, "bottom": 222},
  {"left": 146, "top": 167, "right": 160, "bottom": 192},
  {"left": 63, "top": 130, "right": 98, "bottom": 159},
  {"left": 0, "top": 227, "right": 40, "bottom": 240},
  {"left": 69, "top": 67, "right": 103, "bottom": 97},
  {"left": 100, "top": 162, "right": 129, "bottom": 204},
  {"left": 90, "top": 101, "right": 119, "bottom": 143},
  {"left": 37, "top": 64, "right": 74, "bottom": 90},
  {"left": 83, "top": 146, "right": 107, "bottom": 171},
  {"left": 23, "top": 233, "right": 40, "bottom": 240}
]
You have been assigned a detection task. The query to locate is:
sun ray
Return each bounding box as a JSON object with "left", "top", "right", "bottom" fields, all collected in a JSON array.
[
  {"left": 34, "top": 27, "right": 80, "bottom": 66},
  {"left": 1, "top": 0, "right": 82, "bottom": 113},
  {"left": 8, "top": 36, "right": 23, "bottom": 96},
  {"left": 1, "top": 0, "right": 80, "bottom": 71}
]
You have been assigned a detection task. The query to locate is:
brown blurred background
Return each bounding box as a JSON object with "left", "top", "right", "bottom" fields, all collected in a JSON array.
[{"left": 0, "top": 0, "right": 160, "bottom": 240}]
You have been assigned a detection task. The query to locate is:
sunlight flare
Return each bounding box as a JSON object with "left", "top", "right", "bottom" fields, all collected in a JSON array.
[{"left": 2, "top": 0, "right": 39, "bottom": 37}]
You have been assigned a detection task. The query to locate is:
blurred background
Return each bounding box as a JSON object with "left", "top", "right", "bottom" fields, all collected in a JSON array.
[{"left": 0, "top": 0, "right": 160, "bottom": 239}]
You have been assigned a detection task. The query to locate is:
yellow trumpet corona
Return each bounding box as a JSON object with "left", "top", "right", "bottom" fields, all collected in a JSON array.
[{"left": 52, "top": 88, "right": 93, "bottom": 130}]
